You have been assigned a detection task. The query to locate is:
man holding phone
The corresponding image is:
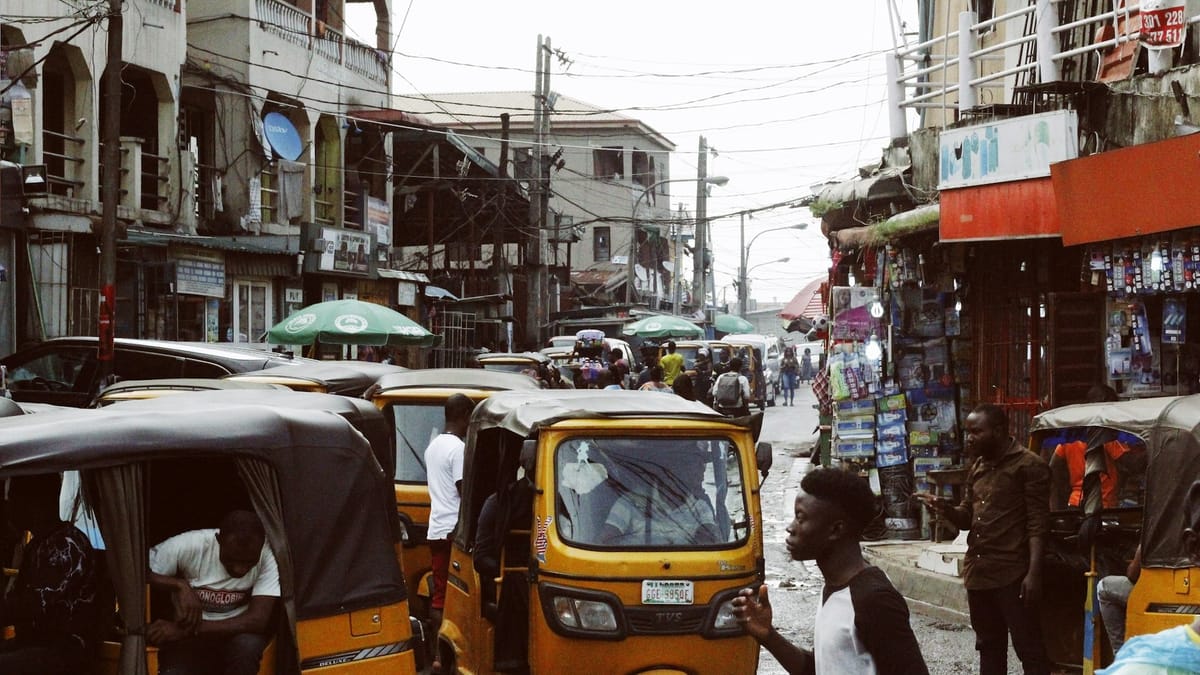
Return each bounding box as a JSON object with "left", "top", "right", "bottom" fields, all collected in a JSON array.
[{"left": 918, "top": 404, "right": 1051, "bottom": 675}]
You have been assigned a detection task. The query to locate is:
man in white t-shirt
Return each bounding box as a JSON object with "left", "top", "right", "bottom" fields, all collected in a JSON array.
[
  {"left": 425, "top": 393, "right": 476, "bottom": 670},
  {"left": 148, "top": 510, "right": 280, "bottom": 675}
]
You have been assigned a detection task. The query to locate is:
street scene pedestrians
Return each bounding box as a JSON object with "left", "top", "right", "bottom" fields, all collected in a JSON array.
[{"left": 756, "top": 386, "right": 1030, "bottom": 675}]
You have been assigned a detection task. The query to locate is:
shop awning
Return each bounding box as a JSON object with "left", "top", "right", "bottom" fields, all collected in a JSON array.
[
  {"left": 424, "top": 285, "right": 459, "bottom": 301},
  {"left": 829, "top": 203, "right": 940, "bottom": 251},
  {"left": 940, "top": 178, "right": 1060, "bottom": 242},
  {"left": 123, "top": 230, "right": 297, "bottom": 255},
  {"left": 780, "top": 276, "right": 826, "bottom": 320},
  {"left": 377, "top": 268, "right": 431, "bottom": 283},
  {"left": 1052, "top": 133, "right": 1200, "bottom": 246}
]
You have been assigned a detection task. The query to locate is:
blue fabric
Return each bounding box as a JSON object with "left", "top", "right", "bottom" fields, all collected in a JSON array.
[{"left": 1097, "top": 625, "right": 1200, "bottom": 674}]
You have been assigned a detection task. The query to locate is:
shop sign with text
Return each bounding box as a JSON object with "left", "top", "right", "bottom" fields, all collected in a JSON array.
[{"left": 938, "top": 110, "right": 1078, "bottom": 190}]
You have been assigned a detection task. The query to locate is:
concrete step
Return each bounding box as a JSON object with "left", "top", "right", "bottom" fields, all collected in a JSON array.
[{"left": 863, "top": 540, "right": 971, "bottom": 625}]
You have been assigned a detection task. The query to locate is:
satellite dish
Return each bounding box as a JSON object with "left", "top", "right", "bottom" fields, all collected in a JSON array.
[{"left": 262, "top": 112, "right": 303, "bottom": 161}]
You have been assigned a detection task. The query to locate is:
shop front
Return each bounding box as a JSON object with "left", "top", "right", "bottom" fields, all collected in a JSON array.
[
  {"left": 121, "top": 231, "right": 297, "bottom": 344},
  {"left": 1052, "top": 133, "right": 1200, "bottom": 401},
  {"left": 822, "top": 206, "right": 968, "bottom": 539}
]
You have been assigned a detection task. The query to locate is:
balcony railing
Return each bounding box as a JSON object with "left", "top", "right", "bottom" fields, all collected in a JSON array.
[
  {"left": 887, "top": 0, "right": 1200, "bottom": 135},
  {"left": 255, "top": 0, "right": 388, "bottom": 85},
  {"left": 256, "top": 0, "right": 310, "bottom": 48},
  {"left": 144, "top": 0, "right": 179, "bottom": 11}
]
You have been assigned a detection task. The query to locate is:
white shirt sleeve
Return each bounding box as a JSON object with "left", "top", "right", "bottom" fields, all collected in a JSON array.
[
  {"left": 149, "top": 532, "right": 188, "bottom": 576},
  {"left": 251, "top": 544, "right": 282, "bottom": 598}
]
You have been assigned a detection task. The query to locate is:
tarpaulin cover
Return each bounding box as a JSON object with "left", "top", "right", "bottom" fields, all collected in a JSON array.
[
  {"left": 0, "top": 394, "right": 406, "bottom": 619},
  {"left": 375, "top": 368, "right": 542, "bottom": 393},
  {"left": 470, "top": 389, "right": 734, "bottom": 439},
  {"left": 228, "top": 361, "right": 409, "bottom": 396}
]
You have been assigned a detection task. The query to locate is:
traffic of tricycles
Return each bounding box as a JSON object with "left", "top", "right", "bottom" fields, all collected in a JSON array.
[{"left": 0, "top": 345, "right": 776, "bottom": 674}]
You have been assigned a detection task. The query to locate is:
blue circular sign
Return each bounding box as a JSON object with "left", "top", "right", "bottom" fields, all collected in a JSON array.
[{"left": 262, "top": 112, "right": 303, "bottom": 161}]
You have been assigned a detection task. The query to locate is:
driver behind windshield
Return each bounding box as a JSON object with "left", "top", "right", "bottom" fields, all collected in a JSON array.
[{"left": 601, "top": 450, "right": 719, "bottom": 546}]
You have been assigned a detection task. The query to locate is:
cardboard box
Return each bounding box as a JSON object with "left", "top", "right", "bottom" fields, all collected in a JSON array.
[
  {"left": 877, "top": 393, "right": 907, "bottom": 412},
  {"left": 835, "top": 398, "right": 875, "bottom": 417},
  {"left": 835, "top": 418, "right": 875, "bottom": 438},
  {"left": 834, "top": 438, "right": 875, "bottom": 459},
  {"left": 876, "top": 440, "right": 909, "bottom": 468},
  {"left": 913, "top": 457, "right": 954, "bottom": 476}
]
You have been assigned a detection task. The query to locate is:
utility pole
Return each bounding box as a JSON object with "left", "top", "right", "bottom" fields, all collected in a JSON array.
[
  {"left": 738, "top": 211, "right": 747, "bottom": 317},
  {"left": 496, "top": 113, "right": 510, "bottom": 307},
  {"left": 672, "top": 202, "right": 685, "bottom": 313},
  {"left": 690, "top": 136, "right": 708, "bottom": 315},
  {"left": 524, "top": 35, "right": 544, "bottom": 349},
  {"left": 538, "top": 37, "right": 552, "bottom": 340},
  {"left": 98, "top": 0, "right": 122, "bottom": 379}
]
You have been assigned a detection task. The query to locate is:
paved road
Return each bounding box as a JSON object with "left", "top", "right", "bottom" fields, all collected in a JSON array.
[{"left": 753, "top": 386, "right": 1027, "bottom": 674}]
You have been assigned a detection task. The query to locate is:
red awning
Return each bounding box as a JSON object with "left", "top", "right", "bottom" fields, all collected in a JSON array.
[
  {"left": 940, "top": 178, "right": 1060, "bottom": 242},
  {"left": 780, "top": 277, "right": 826, "bottom": 320},
  {"left": 1052, "top": 133, "right": 1200, "bottom": 246}
]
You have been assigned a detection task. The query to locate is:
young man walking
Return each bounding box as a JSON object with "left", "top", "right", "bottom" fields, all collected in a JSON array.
[{"left": 732, "top": 468, "right": 928, "bottom": 674}]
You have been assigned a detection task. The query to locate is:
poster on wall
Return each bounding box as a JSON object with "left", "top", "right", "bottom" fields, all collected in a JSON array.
[
  {"left": 830, "top": 286, "right": 883, "bottom": 341},
  {"left": 1164, "top": 297, "right": 1187, "bottom": 344},
  {"left": 317, "top": 227, "right": 373, "bottom": 275}
]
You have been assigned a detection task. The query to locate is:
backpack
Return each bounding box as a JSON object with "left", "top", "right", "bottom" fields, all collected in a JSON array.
[{"left": 713, "top": 372, "right": 743, "bottom": 409}]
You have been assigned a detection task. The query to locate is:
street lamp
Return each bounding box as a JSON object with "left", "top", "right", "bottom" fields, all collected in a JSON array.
[
  {"left": 627, "top": 175, "right": 730, "bottom": 306},
  {"left": 738, "top": 221, "right": 807, "bottom": 317}
]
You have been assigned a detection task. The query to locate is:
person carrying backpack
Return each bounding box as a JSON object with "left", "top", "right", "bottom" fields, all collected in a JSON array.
[{"left": 711, "top": 357, "right": 751, "bottom": 417}]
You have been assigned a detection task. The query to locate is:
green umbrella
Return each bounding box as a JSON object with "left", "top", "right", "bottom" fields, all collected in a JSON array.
[
  {"left": 621, "top": 314, "right": 705, "bottom": 339},
  {"left": 267, "top": 299, "right": 438, "bottom": 347},
  {"left": 714, "top": 313, "right": 755, "bottom": 334}
]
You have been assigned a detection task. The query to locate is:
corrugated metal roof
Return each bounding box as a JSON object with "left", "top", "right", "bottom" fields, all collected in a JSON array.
[
  {"left": 377, "top": 268, "right": 430, "bottom": 282},
  {"left": 397, "top": 91, "right": 675, "bottom": 151},
  {"left": 123, "top": 230, "right": 295, "bottom": 255}
]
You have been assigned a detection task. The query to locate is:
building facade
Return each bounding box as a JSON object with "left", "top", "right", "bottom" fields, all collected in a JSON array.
[{"left": 0, "top": 0, "right": 436, "bottom": 359}]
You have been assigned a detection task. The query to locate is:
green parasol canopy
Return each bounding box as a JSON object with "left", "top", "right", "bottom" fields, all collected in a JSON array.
[
  {"left": 267, "top": 299, "right": 438, "bottom": 347},
  {"left": 621, "top": 314, "right": 705, "bottom": 339},
  {"left": 714, "top": 313, "right": 755, "bottom": 334}
]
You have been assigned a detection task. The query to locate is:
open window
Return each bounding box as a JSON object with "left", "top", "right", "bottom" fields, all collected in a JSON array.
[{"left": 592, "top": 146, "right": 623, "bottom": 180}]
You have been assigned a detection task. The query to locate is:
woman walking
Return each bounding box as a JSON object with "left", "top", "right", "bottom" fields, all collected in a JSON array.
[
  {"left": 800, "top": 347, "right": 815, "bottom": 384},
  {"left": 780, "top": 347, "right": 800, "bottom": 406}
]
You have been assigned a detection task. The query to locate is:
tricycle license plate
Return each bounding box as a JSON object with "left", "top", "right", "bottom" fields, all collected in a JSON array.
[{"left": 641, "top": 580, "right": 694, "bottom": 605}]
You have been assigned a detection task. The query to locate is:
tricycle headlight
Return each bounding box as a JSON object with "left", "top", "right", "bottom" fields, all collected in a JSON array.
[
  {"left": 551, "top": 595, "right": 618, "bottom": 632},
  {"left": 711, "top": 598, "right": 739, "bottom": 630},
  {"left": 575, "top": 599, "right": 618, "bottom": 631}
]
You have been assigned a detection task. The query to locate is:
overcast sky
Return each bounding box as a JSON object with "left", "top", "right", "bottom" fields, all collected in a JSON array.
[{"left": 348, "top": 1, "right": 918, "bottom": 305}]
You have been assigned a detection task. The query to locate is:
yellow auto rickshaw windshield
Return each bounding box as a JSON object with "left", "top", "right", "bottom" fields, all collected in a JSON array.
[{"left": 553, "top": 435, "right": 750, "bottom": 550}]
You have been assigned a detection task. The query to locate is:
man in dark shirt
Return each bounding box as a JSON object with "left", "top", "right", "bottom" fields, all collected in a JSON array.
[
  {"left": 732, "top": 468, "right": 928, "bottom": 674},
  {"left": 920, "top": 403, "right": 1051, "bottom": 675},
  {"left": 0, "top": 473, "right": 100, "bottom": 674}
]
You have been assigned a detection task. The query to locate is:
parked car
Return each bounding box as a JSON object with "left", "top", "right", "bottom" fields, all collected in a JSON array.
[{"left": 0, "top": 337, "right": 316, "bottom": 407}]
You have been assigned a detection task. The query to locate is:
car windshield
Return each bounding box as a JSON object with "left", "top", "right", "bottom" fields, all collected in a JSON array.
[
  {"left": 554, "top": 436, "right": 749, "bottom": 549},
  {"left": 391, "top": 403, "right": 445, "bottom": 483}
]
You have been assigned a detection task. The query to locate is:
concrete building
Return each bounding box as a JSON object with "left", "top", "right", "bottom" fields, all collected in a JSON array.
[
  {"left": 0, "top": 0, "right": 414, "bottom": 356},
  {"left": 398, "top": 92, "right": 680, "bottom": 312}
]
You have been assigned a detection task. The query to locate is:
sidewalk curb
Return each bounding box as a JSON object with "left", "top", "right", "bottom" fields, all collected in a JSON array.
[{"left": 862, "top": 543, "right": 971, "bottom": 625}]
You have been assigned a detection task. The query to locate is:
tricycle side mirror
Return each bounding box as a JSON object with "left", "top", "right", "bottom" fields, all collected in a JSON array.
[
  {"left": 755, "top": 441, "right": 773, "bottom": 479},
  {"left": 519, "top": 438, "right": 538, "bottom": 477}
]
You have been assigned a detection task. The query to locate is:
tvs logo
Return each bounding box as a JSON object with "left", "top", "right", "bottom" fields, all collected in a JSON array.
[
  {"left": 333, "top": 314, "right": 369, "bottom": 333},
  {"left": 283, "top": 313, "right": 317, "bottom": 334},
  {"left": 644, "top": 321, "right": 663, "bottom": 332}
]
